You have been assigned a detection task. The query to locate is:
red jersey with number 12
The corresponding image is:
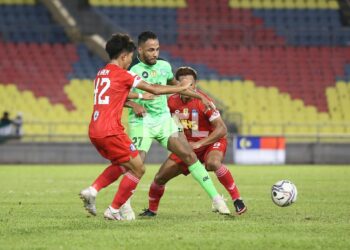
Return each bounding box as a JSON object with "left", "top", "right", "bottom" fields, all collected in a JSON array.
[
  {"left": 89, "top": 63, "right": 142, "bottom": 138},
  {"left": 168, "top": 91, "right": 221, "bottom": 142}
]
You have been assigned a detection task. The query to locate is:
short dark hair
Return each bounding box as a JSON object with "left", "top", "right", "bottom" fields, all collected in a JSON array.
[
  {"left": 105, "top": 33, "right": 136, "bottom": 60},
  {"left": 175, "top": 66, "right": 198, "bottom": 81},
  {"left": 138, "top": 31, "right": 158, "bottom": 46}
]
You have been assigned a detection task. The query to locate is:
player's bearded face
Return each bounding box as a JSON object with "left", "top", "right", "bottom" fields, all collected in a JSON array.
[{"left": 140, "top": 39, "right": 159, "bottom": 65}]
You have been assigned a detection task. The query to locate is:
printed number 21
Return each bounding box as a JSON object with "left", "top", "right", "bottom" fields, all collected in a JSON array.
[{"left": 94, "top": 77, "right": 110, "bottom": 105}]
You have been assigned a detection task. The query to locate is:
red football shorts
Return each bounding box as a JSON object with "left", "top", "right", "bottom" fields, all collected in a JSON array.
[
  {"left": 90, "top": 133, "right": 139, "bottom": 164},
  {"left": 169, "top": 137, "right": 227, "bottom": 175}
]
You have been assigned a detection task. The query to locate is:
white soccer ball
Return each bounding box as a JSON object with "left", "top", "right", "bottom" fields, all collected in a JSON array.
[{"left": 271, "top": 180, "right": 298, "bottom": 207}]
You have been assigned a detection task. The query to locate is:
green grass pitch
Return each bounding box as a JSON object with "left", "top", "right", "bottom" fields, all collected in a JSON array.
[{"left": 0, "top": 165, "right": 349, "bottom": 250}]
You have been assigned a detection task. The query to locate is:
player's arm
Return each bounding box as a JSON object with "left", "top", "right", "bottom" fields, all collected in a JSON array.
[
  {"left": 127, "top": 91, "right": 155, "bottom": 100},
  {"left": 168, "top": 78, "right": 216, "bottom": 110},
  {"left": 190, "top": 116, "right": 227, "bottom": 149},
  {"left": 136, "top": 79, "right": 191, "bottom": 95},
  {"left": 124, "top": 100, "right": 146, "bottom": 117}
]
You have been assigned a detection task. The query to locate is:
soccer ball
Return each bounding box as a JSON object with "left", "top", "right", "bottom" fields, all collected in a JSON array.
[{"left": 271, "top": 180, "right": 298, "bottom": 207}]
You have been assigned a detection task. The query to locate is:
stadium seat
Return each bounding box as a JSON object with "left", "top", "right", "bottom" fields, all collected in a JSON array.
[{"left": 1, "top": 0, "right": 349, "bottom": 141}]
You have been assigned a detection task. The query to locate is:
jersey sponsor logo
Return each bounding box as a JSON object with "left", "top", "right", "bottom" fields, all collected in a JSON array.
[
  {"left": 142, "top": 71, "right": 149, "bottom": 78},
  {"left": 213, "top": 142, "right": 221, "bottom": 149},
  {"left": 130, "top": 143, "right": 137, "bottom": 152},
  {"left": 93, "top": 110, "right": 99, "bottom": 121},
  {"left": 180, "top": 119, "right": 198, "bottom": 130}
]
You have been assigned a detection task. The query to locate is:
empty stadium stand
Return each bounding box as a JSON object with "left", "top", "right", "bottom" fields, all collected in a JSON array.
[
  {"left": 1, "top": 0, "right": 350, "bottom": 141},
  {"left": 90, "top": 0, "right": 350, "bottom": 136},
  {"left": 0, "top": 1, "right": 104, "bottom": 140}
]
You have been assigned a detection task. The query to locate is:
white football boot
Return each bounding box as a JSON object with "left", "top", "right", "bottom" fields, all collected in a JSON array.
[
  {"left": 79, "top": 187, "right": 97, "bottom": 216},
  {"left": 104, "top": 206, "right": 123, "bottom": 220},
  {"left": 119, "top": 198, "right": 136, "bottom": 220},
  {"left": 212, "top": 195, "right": 231, "bottom": 215}
]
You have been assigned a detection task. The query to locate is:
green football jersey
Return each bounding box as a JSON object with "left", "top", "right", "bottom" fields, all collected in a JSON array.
[{"left": 128, "top": 57, "right": 174, "bottom": 124}]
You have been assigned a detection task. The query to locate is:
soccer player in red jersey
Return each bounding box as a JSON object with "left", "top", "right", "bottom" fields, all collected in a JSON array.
[
  {"left": 140, "top": 67, "right": 247, "bottom": 216},
  {"left": 79, "top": 33, "right": 192, "bottom": 220},
  {"left": 81, "top": 32, "right": 231, "bottom": 220}
]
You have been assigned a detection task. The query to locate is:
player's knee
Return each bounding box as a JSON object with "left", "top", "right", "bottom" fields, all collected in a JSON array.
[
  {"left": 132, "top": 164, "right": 145, "bottom": 178},
  {"left": 181, "top": 151, "right": 197, "bottom": 165},
  {"left": 206, "top": 159, "right": 221, "bottom": 171},
  {"left": 154, "top": 173, "right": 168, "bottom": 185}
]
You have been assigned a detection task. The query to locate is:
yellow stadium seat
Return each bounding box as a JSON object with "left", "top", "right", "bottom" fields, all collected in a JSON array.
[
  {"left": 240, "top": 0, "right": 252, "bottom": 8},
  {"left": 273, "top": 0, "right": 286, "bottom": 9},
  {"left": 250, "top": 0, "right": 263, "bottom": 9},
  {"left": 90, "top": 0, "right": 109, "bottom": 6},
  {"left": 305, "top": 0, "right": 318, "bottom": 9},
  {"left": 294, "top": 0, "right": 306, "bottom": 9},
  {"left": 328, "top": 0, "right": 339, "bottom": 9},
  {"left": 250, "top": 126, "right": 264, "bottom": 136},
  {"left": 317, "top": 0, "right": 328, "bottom": 9},
  {"left": 262, "top": 0, "right": 274, "bottom": 9},
  {"left": 229, "top": 0, "right": 241, "bottom": 8}
]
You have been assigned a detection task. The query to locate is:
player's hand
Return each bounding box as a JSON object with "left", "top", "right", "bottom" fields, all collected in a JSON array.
[
  {"left": 189, "top": 141, "right": 203, "bottom": 150},
  {"left": 201, "top": 97, "right": 216, "bottom": 110},
  {"left": 132, "top": 104, "right": 147, "bottom": 117},
  {"left": 142, "top": 92, "right": 156, "bottom": 100}
]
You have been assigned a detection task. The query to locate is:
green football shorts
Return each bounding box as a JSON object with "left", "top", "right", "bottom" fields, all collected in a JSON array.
[{"left": 128, "top": 116, "right": 179, "bottom": 152}]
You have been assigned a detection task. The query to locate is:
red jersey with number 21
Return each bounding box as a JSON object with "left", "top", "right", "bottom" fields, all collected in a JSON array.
[{"left": 89, "top": 64, "right": 142, "bottom": 138}]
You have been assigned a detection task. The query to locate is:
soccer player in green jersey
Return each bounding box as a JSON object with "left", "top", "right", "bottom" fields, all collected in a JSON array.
[
  {"left": 127, "top": 31, "right": 230, "bottom": 216},
  {"left": 80, "top": 31, "right": 230, "bottom": 219}
]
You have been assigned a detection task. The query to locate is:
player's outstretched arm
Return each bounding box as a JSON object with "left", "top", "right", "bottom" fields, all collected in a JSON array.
[
  {"left": 190, "top": 116, "right": 227, "bottom": 150},
  {"left": 127, "top": 92, "right": 155, "bottom": 100},
  {"left": 168, "top": 78, "right": 216, "bottom": 110},
  {"left": 183, "top": 89, "right": 216, "bottom": 110},
  {"left": 136, "top": 79, "right": 191, "bottom": 95}
]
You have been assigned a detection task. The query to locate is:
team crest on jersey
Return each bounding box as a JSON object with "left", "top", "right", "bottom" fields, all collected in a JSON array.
[
  {"left": 142, "top": 71, "right": 148, "bottom": 78},
  {"left": 93, "top": 110, "right": 99, "bottom": 121},
  {"left": 130, "top": 143, "right": 136, "bottom": 152},
  {"left": 160, "top": 69, "right": 167, "bottom": 76},
  {"left": 183, "top": 108, "right": 189, "bottom": 115},
  {"left": 150, "top": 70, "right": 157, "bottom": 77},
  {"left": 175, "top": 110, "right": 180, "bottom": 114}
]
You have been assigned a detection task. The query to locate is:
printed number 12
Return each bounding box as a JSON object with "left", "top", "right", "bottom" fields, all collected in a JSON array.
[{"left": 94, "top": 77, "right": 110, "bottom": 105}]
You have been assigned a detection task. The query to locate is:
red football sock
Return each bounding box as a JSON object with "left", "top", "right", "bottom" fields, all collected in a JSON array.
[
  {"left": 92, "top": 164, "right": 126, "bottom": 191},
  {"left": 215, "top": 164, "right": 240, "bottom": 200},
  {"left": 148, "top": 181, "right": 165, "bottom": 213},
  {"left": 111, "top": 172, "right": 140, "bottom": 209}
]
